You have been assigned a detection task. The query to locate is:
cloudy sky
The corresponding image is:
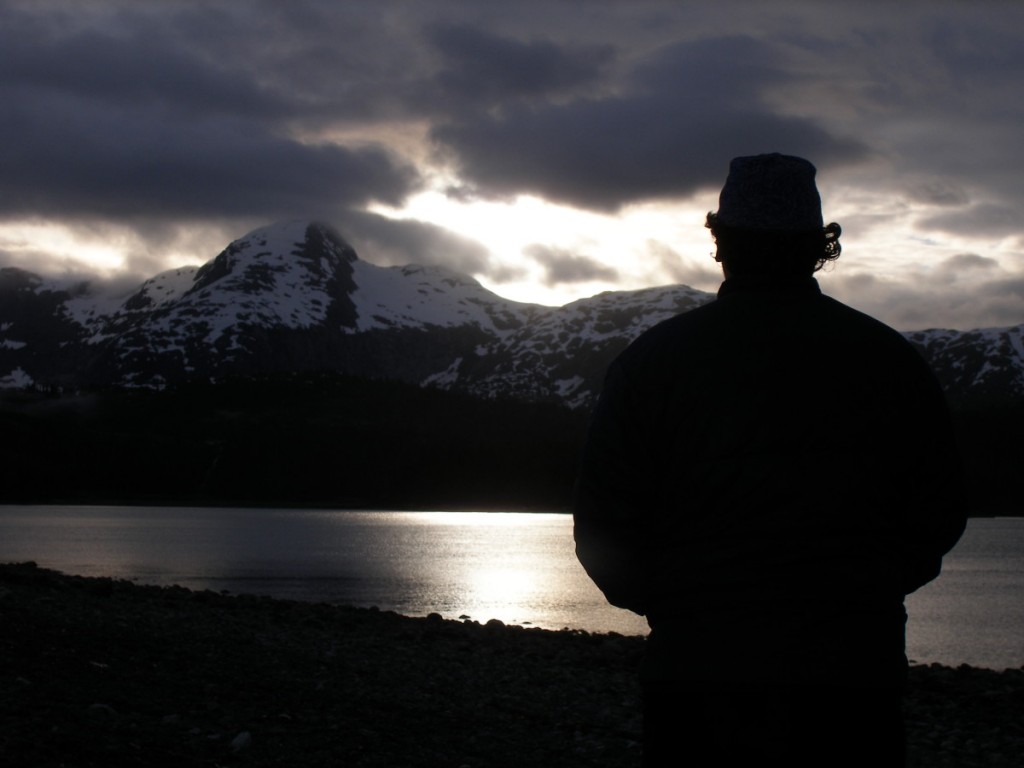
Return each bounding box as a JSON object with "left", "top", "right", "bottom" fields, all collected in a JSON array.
[{"left": 2, "top": 0, "right": 1022, "bottom": 331}]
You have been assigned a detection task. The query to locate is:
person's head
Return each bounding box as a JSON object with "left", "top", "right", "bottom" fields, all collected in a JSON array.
[{"left": 706, "top": 153, "right": 841, "bottom": 278}]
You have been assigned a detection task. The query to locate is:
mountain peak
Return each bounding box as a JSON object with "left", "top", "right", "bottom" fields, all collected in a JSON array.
[{"left": 189, "top": 221, "right": 356, "bottom": 294}]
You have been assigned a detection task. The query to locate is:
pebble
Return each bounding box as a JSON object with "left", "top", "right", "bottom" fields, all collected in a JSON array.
[{"left": 231, "top": 731, "right": 252, "bottom": 752}]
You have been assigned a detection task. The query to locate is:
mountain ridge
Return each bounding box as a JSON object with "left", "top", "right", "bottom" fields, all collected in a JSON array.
[{"left": 2, "top": 220, "right": 1022, "bottom": 409}]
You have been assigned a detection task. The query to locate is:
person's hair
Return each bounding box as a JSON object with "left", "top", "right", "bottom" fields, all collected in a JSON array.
[{"left": 705, "top": 212, "right": 841, "bottom": 277}]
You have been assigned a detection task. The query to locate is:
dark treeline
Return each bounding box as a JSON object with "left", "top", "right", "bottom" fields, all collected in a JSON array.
[
  {"left": 950, "top": 405, "right": 1023, "bottom": 515},
  {"left": 0, "top": 374, "right": 1018, "bottom": 514},
  {"left": 0, "top": 374, "right": 588, "bottom": 510}
]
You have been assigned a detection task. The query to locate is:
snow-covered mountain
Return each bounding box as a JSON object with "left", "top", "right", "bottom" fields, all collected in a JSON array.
[
  {"left": 1, "top": 220, "right": 1021, "bottom": 409},
  {"left": 905, "top": 325, "right": 1024, "bottom": 408}
]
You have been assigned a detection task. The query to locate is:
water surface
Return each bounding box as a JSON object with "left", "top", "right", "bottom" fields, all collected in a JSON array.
[{"left": 1, "top": 506, "right": 1020, "bottom": 670}]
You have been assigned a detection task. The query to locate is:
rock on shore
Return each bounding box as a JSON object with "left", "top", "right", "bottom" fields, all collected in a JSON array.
[{"left": 1, "top": 562, "right": 1021, "bottom": 767}]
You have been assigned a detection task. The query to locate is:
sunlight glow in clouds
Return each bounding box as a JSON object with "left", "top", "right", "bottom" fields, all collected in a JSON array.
[
  {"left": 0, "top": 222, "right": 128, "bottom": 275},
  {"left": 372, "top": 189, "right": 723, "bottom": 306}
]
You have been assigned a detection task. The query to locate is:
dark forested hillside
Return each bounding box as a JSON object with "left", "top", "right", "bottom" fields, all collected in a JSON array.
[
  {"left": 0, "top": 375, "right": 588, "bottom": 510},
  {"left": 0, "top": 375, "right": 1017, "bottom": 513},
  {"left": 950, "top": 406, "right": 1024, "bottom": 515}
]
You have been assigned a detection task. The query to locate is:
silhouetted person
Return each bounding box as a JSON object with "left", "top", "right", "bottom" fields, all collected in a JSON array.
[{"left": 574, "top": 154, "right": 967, "bottom": 767}]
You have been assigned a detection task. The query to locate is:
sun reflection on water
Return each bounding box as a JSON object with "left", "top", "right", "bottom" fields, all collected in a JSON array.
[{"left": 470, "top": 567, "right": 539, "bottom": 607}]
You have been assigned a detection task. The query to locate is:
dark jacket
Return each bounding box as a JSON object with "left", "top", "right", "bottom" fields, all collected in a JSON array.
[{"left": 574, "top": 276, "right": 967, "bottom": 686}]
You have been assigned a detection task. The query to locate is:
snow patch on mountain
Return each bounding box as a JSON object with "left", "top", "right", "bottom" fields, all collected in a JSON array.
[
  {"left": 128, "top": 267, "right": 199, "bottom": 308},
  {"left": 348, "top": 261, "right": 535, "bottom": 335},
  {"left": 422, "top": 357, "right": 465, "bottom": 388},
  {"left": 0, "top": 367, "right": 33, "bottom": 388}
]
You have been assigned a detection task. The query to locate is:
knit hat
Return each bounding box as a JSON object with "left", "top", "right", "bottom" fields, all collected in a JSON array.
[{"left": 715, "top": 154, "right": 823, "bottom": 233}]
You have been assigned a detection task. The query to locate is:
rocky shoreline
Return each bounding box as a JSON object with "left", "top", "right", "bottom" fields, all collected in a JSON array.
[{"left": 2, "top": 562, "right": 1021, "bottom": 767}]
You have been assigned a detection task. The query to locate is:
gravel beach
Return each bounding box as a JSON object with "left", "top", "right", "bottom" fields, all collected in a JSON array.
[{"left": 2, "top": 562, "right": 1021, "bottom": 767}]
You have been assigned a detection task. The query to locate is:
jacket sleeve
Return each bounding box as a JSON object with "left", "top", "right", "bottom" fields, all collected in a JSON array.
[
  {"left": 573, "top": 360, "right": 655, "bottom": 615},
  {"left": 897, "top": 358, "right": 969, "bottom": 595}
]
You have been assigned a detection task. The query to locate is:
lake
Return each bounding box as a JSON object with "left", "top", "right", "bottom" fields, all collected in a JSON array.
[{"left": 1, "top": 506, "right": 1020, "bottom": 670}]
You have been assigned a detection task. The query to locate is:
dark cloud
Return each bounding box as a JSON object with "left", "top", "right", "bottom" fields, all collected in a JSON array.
[
  {"left": 918, "top": 203, "right": 1023, "bottom": 238},
  {"left": 432, "top": 36, "right": 866, "bottom": 211},
  {"left": 336, "top": 210, "right": 492, "bottom": 276},
  {"left": 924, "top": 252, "right": 1003, "bottom": 287},
  {"left": 823, "top": 270, "right": 1024, "bottom": 332},
  {"left": 973, "top": 277, "right": 1024, "bottom": 328},
  {"left": 941, "top": 253, "right": 999, "bottom": 272},
  {"left": 0, "top": 1, "right": 432, "bottom": 127},
  {"left": 862, "top": 17, "right": 1024, "bottom": 211},
  {"left": 823, "top": 272, "right": 956, "bottom": 330},
  {"left": 427, "top": 23, "right": 614, "bottom": 108},
  {"left": 524, "top": 244, "right": 618, "bottom": 285},
  {"left": 485, "top": 262, "right": 530, "bottom": 285},
  {"left": 0, "top": 2, "right": 423, "bottom": 228},
  {"left": 905, "top": 180, "right": 970, "bottom": 207},
  {"left": 0, "top": 90, "right": 420, "bottom": 221},
  {"left": 0, "top": 18, "right": 285, "bottom": 120},
  {"left": 926, "top": 17, "right": 1024, "bottom": 111}
]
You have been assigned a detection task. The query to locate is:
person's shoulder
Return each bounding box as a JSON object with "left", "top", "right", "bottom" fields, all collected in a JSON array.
[
  {"left": 617, "top": 300, "right": 722, "bottom": 366},
  {"left": 816, "top": 293, "right": 936, "bottom": 374},
  {"left": 817, "top": 294, "right": 916, "bottom": 343}
]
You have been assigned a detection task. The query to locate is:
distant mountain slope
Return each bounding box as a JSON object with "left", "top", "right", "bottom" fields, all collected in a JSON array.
[
  {"left": 451, "top": 285, "right": 709, "bottom": 407},
  {"left": 1, "top": 220, "right": 1021, "bottom": 409},
  {"left": 906, "top": 326, "right": 1024, "bottom": 408}
]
